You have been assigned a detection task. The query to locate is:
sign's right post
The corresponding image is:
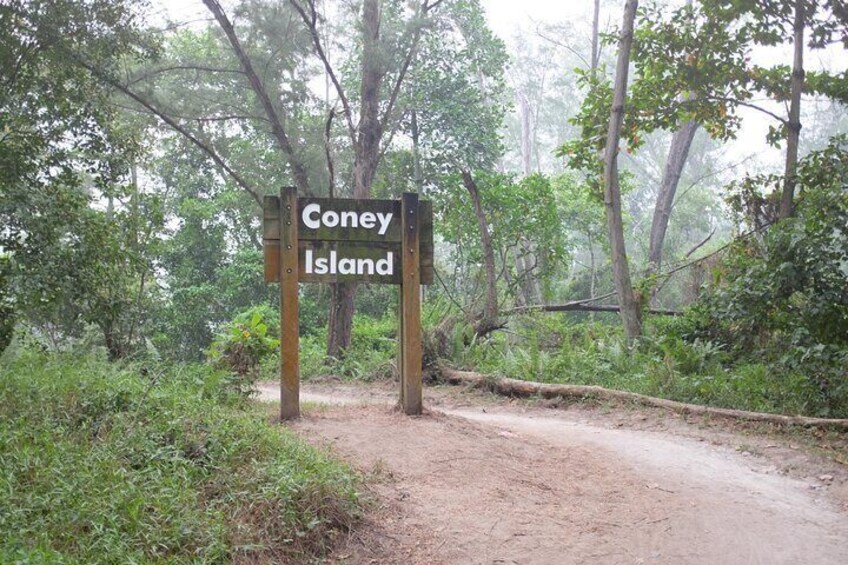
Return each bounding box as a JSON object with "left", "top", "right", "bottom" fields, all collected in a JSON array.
[{"left": 399, "top": 192, "right": 423, "bottom": 415}]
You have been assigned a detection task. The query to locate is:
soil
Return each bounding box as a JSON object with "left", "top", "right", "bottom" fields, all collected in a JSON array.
[{"left": 256, "top": 380, "right": 848, "bottom": 564}]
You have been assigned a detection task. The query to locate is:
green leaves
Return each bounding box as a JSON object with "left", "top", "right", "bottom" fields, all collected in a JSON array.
[{"left": 686, "top": 136, "right": 848, "bottom": 413}]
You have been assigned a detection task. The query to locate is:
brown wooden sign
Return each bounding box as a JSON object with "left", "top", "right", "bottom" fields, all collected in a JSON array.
[
  {"left": 265, "top": 197, "right": 433, "bottom": 285},
  {"left": 263, "top": 189, "right": 433, "bottom": 419}
]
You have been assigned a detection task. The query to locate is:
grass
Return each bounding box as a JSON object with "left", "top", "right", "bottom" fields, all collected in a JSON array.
[
  {"left": 454, "top": 316, "right": 848, "bottom": 419},
  {"left": 0, "top": 347, "right": 360, "bottom": 564}
]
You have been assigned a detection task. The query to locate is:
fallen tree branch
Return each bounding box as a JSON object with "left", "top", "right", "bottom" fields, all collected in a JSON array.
[
  {"left": 438, "top": 366, "right": 848, "bottom": 430},
  {"left": 510, "top": 302, "right": 681, "bottom": 316},
  {"left": 541, "top": 303, "right": 681, "bottom": 316}
]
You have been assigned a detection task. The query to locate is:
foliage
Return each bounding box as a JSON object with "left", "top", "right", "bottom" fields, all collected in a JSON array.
[
  {"left": 456, "top": 314, "right": 842, "bottom": 417},
  {"left": 434, "top": 171, "right": 568, "bottom": 303},
  {"left": 0, "top": 0, "right": 162, "bottom": 358},
  {"left": 558, "top": 0, "right": 848, "bottom": 180},
  {"left": 207, "top": 306, "right": 280, "bottom": 396},
  {"left": 407, "top": 0, "right": 509, "bottom": 176},
  {"left": 0, "top": 347, "right": 360, "bottom": 563},
  {"left": 682, "top": 137, "right": 848, "bottom": 414},
  {"left": 0, "top": 256, "right": 13, "bottom": 353}
]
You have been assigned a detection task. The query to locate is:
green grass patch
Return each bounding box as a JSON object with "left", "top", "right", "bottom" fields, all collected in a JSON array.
[{"left": 0, "top": 348, "right": 360, "bottom": 563}]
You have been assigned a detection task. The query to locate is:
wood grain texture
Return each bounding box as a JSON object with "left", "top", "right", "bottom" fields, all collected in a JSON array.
[
  {"left": 263, "top": 196, "right": 281, "bottom": 283},
  {"left": 400, "top": 192, "right": 423, "bottom": 415},
  {"left": 280, "top": 188, "right": 300, "bottom": 420}
]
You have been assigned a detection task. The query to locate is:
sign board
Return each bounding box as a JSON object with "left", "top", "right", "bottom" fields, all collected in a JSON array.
[
  {"left": 263, "top": 189, "right": 433, "bottom": 419},
  {"left": 265, "top": 197, "right": 433, "bottom": 285}
]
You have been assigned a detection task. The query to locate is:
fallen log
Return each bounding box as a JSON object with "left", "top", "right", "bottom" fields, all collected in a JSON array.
[
  {"left": 438, "top": 366, "right": 848, "bottom": 430},
  {"left": 508, "top": 302, "right": 682, "bottom": 316}
]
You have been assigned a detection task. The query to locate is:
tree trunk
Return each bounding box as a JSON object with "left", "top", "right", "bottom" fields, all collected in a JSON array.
[
  {"left": 517, "top": 247, "right": 540, "bottom": 305},
  {"left": 779, "top": 0, "right": 805, "bottom": 220},
  {"left": 327, "top": 281, "right": 357, "bottom": 358},
  {"left": 326, "top": 0, "right": 384, "bottom": 357},
  {"left": 462, "top": 170, "right": 499, "bottom": 335},
  {"left": 647, "top": 119, "right": 699, "bottom": 277},
  {"left": 591, "top": 0, "right": 600, "bottom": 76},
  {"left": 519, "top": 90, "right": 533, "bottom": 176},
  {"left": 515, "top": 91, "right": 541, "bottom": 306},
  {"left": 604, "top": 0, "right": 641, "bottom": 344}
]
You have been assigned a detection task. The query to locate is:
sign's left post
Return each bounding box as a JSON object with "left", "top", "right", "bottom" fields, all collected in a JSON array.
[
  {"left": 267, "top": 188, "right": 300, "bottom": 419},
  {"left": 280, "top": 188, "right": 300, "bottom": 419}
]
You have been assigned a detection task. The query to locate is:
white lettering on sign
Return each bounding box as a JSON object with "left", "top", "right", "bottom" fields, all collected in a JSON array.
[
  {"left": 302, "top": 203, "right": 393, "bottom": 236},
  {"left": 304, "top": 249, "right": 394, "bottom": 276}
]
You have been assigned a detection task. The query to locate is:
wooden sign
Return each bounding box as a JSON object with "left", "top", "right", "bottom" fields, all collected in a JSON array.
[
  {"left": 263, "top": 189, "right": 433, "bottom": 419},
  {"left": 266, "top": 197, "right": 433, "bottom": 285}
]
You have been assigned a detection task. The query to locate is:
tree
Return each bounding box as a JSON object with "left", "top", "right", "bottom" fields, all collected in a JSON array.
[
  {"left": 288, "top": 0, "right": 448, "bottom": 356},
  {"left": 397, "top": 0, "right": 512, "bottom": 332},
  {"left": 603, "top": 0, "right": 641, "bottom": 343},
  {"left": 434, "top": 172, "right": 567, "bottom": 333},
  {"left": 636, "top": 0, "right": 848, "bottom": 225},
  {"left": 0, "top": 0, "right": 159, "bottom": 357}
]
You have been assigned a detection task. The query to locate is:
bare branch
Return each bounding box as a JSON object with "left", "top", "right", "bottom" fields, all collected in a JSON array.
[
  {"left": 684, "top": 226, "right": 717, "bottom": 258},
  {"left": 381, "top": 20, "right": 422, "bottom": 131},
  {"left": 202, "top": 0, "right": 311, "bottom": 193},
  {"left": 702, "top": 96, "right": 788, "bottom": 124},
  {"left": 534, "top": 24, "right": 591, "bottom": 69},
  {"left": 424, "top": 0, "right": 447, "bottom": 11},
  {"left": 289, "top": 0, "right": 356, "bottom": 139},
  {"left": 113, "top": 103, "right": 268, "bottom": 125}
]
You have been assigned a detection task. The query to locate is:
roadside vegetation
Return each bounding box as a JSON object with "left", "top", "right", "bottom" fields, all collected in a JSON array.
[
  {"left": 2, "top": 0, "right": 847, "bottom": 559},
  {"left": 0, "top": 343, "right": 360, "bottom": 563}
]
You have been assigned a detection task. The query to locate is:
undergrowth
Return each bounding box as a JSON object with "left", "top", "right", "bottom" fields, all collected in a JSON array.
[
  {"left": 455, "top": 315, "right": 847, "bottom": 418},
  {"left": 0, "top": 346, "right": 360, "bottom": 563}
]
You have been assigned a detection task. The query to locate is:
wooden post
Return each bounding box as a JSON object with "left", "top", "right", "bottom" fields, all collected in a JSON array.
[
  {"left": 280, "top": 187, "right": 300, "bottom": 419},
  {"left": 399, "top": 192, "right": 422, "bottom": 415}
]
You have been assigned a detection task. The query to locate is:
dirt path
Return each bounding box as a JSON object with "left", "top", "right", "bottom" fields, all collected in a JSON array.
[{"left": 257, "top": 382, "right": 848, "bottom": 564}]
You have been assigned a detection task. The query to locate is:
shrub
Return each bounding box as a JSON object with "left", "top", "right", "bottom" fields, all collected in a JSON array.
[{"left": 207, "top": 306, "right": 280, "bottom": 396}]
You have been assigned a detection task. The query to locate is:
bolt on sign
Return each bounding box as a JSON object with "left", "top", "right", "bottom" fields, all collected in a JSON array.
[{"left": 264, "top": 188, "right": 434, "bottom": 419}]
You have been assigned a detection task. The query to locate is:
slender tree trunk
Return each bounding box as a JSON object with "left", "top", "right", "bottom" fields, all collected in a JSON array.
[
  {"left": 604, "top": 0, "right": 642, "bottom": 344},
  {"left": 462, "top": 170, "right": 499, "bottom": 335},
  {"left": 515, "top": 90, "right": 540, "bottom": 306},
  {"left": 779, "top": 0, "right": 805, "bottom": 219},
  {"left": 647, "top": 120, "right": 699, "bottom": 276},
  {"left": 646, "top": 0, "right": 697, "bottom": 286},
  {"left": 591, "top": 0, "right": 600, "bottom": 76},
  {"left": 588, "top": 232, "right": 597, "bottom": 299},
  {"left": 519, "top": 91, "right": 533, "bottom": 176}
]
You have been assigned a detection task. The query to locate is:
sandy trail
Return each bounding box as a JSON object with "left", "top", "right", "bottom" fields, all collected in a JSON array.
[{"left": 257, "top": 383, "right": 848, "bottom": 564}]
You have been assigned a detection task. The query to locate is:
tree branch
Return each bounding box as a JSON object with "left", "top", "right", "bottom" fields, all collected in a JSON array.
[
  {"left": 380, "top": 1, "right": 430, "bottom": 131},
  {"left": 127, "top": 64, "right": 244, "bottom": 85},
  {"left": 202, "top": 0, "right": 311, "bottom": 193},
  {"left": 289, "top": 0, "right": 356, "bottom": 140},
  {"left": 77, "top": 58, "right": 262, "bottom": 205},
  {"left": 703, "top": 96, "right": 788, "bottom": 124},
  {"left": 324, "top": 107, "right": 337, "bottom": 198}
]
